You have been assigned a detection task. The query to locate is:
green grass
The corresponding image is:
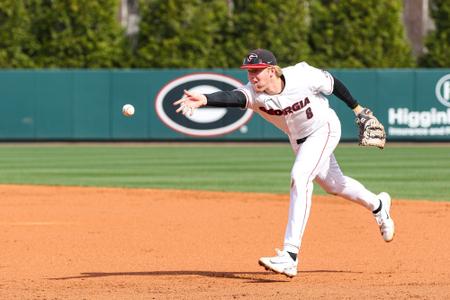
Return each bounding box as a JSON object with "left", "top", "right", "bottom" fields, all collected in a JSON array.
[{"left": 0, "top": 143, "right": 448, "bottom": 201}]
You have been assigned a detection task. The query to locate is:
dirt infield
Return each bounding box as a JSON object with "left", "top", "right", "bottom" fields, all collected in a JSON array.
[{"left": 1, "top": 185, "right": 449, "bottom": 299}]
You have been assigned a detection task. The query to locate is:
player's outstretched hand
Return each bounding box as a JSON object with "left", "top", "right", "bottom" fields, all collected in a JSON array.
[{"left": 173, "top": 90, "right": 207, "bottom": 116}]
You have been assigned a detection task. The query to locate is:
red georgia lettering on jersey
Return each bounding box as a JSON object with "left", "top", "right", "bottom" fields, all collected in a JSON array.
[{"left": 259, "top": 97, "right": 310, "bottom": 116}]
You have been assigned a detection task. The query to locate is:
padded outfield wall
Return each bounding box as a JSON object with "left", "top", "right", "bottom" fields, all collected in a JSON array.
[{"left": 0, "top": 69, "right": 449, "bottom": 141}]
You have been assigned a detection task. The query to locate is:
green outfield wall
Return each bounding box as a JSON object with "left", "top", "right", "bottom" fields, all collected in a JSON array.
[{"left": 0, "top": 69, "right": 449, "bottom": 141}]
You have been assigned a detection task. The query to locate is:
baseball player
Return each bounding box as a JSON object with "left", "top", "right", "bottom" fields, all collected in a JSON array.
[{"left": 173, "top": 49, "right": 394, "bottom": 278}]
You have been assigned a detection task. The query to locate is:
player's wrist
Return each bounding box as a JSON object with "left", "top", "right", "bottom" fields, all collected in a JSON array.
[
  {"left": 201, "top": 95, "right": 208, "bottom": 106},
  {"left": 353, "top": 105, "right": 364, "bottom": 115}
]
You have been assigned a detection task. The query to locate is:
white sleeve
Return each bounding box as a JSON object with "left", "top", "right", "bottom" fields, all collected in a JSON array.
[
  {"left": 236, "top": 82, "right": 256, "bottom": 109},
  {"left": 296, "top": 62, "right": 334, "bottom": 95}
]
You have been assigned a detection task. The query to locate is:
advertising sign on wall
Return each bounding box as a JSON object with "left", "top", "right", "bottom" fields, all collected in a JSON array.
[
  {"left": 0, "top": 69, "right": 449, "bottom": 141},
  {"left": 387, "top": 73, "right": 450, "bottom": 139}
]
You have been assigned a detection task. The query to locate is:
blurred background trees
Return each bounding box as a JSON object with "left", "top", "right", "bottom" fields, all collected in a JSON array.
[
  {"left": 0, "top": 0, "right": 37, "bottom": 67},
  {"left": 134, "top": 0, "right": 229, "bottom": 68},
  {"left": 1, "top": 0, "right": 126, "bottom": 68},
  {"left": 219, "top": 0, "right": 311, "bottom": 68},
  {"left": 27, "top": 0, "right": 127, "bottom": 68},
  {"left": 308, "top": 0, "right": 415, "bottom": 67},
  {"left": 0, "top": 0, "right": 447, "bottom": 68},
  {"left": 419, "top": 0, "right": 450, "bottom": 67}
]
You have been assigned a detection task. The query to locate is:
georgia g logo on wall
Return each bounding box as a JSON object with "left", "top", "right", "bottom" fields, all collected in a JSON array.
[
  {"left": 435, "top": 73, "right": 450, "bottom": 108},
  {"left": 155, "top": 73, "right": 253, "bottom": 137}
]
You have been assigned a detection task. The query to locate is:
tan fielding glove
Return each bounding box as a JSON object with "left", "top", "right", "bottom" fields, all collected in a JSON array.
[{"left": 355, "top": 108, "right": 386, "bottom": 149}]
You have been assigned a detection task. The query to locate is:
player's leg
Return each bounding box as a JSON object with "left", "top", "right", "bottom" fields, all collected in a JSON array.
[
  {"left": 258, "top": 157, "right": 316, "bottom": 278},
  {"left": 315, "top": 154, "right": 379, "bottom": 210},
  {"left": 315, "top": 154, "right": 395, "bottom": 242},
  {"left": 282, "top": 111, "right": 342, "bottom": 255},
  {"left": 259, "top": 118, "right": 340, "bottom": 277}
]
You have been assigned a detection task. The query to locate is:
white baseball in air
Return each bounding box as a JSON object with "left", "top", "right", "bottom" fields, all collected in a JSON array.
[{"left": 122, "top": 104, "right": 135, "bottom": 117}]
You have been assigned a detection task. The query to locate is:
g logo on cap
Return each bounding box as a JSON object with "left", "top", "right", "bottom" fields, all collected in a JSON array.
[{"left": 247, "top": 53, "right": 258, "bottom": 63}]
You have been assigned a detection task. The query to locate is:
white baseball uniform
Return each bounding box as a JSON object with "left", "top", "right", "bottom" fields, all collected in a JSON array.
[{"left": 237, "top": 62, "right": 381, "bottom": 254}]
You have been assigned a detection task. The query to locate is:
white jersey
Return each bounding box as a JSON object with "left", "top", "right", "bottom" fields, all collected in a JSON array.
[{"left": 237, "top": 62, "right": 335, "bottom": 141}]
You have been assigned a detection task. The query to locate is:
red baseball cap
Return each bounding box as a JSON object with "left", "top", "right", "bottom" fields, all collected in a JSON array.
[{"left": 240, "top": 49, "right": 277, "bottom": 69}]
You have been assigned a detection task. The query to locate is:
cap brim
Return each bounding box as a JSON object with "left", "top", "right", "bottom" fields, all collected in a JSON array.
[{"left": 240, "top": 63, "right": 272, "bottom": 69}]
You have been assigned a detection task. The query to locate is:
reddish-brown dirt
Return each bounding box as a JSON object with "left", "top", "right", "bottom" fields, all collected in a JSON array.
[{"left": 1, "top": 185, "right": 449, "bottom": 299}]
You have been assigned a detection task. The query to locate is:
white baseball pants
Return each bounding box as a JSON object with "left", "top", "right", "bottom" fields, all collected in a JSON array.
[{"left": 283, "top": 109, "right": 380, "bottom": 254}]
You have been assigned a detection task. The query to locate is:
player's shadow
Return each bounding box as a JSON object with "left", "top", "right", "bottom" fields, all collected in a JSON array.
[{"left": 48, "top": 270, "right": 360, "bottom": 284}]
